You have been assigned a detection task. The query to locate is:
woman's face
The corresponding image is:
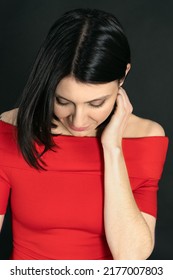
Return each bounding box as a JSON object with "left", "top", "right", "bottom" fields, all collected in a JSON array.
[{"left": 53, "top": 75, "right": 120, "bottom": 136}]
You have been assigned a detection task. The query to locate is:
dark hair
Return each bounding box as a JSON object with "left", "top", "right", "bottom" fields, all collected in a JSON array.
[{"left": 17, "top": 8, "right": 131, "bottom": 169}]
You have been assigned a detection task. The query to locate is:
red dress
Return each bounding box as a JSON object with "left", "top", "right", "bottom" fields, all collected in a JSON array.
[{"left": 0, "top": 120, "right": 168, "bottom": 259}]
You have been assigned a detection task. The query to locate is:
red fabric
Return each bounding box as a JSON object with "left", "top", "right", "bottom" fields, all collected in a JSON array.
[{"left": 0, "top": 120, "right": 168, "bottom": 260}]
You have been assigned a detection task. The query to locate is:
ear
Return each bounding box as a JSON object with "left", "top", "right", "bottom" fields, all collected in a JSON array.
[{"left": 119, "top": 63, "right": 131, "bottom": 86}]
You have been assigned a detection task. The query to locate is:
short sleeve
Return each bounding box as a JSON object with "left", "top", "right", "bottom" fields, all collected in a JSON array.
[
  {"left": 131, "top": 177, "right": 159, "bottom": 217},
  {"left": 0, "top": 168, "right": 11, "bottom": 214},
  {"left": 122, "top": 136, "right": 169, "bottom": 218}
]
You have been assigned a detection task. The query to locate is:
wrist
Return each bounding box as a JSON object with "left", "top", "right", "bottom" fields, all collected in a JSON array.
[
  {"left": 102, "top": 137, "right": 122, "bottom": 150},
  {"left": 102, "top": 145, "right": 123, "bottom": 157},
  {"left": 101, "top": 137, "right": 122, "bottom": 151}
]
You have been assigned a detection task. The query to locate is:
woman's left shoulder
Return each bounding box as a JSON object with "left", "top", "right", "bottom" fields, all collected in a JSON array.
[
  {"left": 124, "top": 114, "right": 166, "bottom": 137},
  {"left": 139, "top": 117, "right": 165, "bottom": 137}
]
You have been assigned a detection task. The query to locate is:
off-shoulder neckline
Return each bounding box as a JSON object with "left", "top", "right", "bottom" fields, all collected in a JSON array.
[{"left": 0, "top": 119, "right": 168, "bottom": 140}]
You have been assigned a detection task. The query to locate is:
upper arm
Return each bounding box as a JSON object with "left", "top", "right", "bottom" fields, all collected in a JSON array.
[
  {"left": 140, "top": 121, "right": 165, "bottom": 249},
  {"left": 134, "top": 120, "right": 166, "bottom": 253},
  {"left": 0, "top": 215, "right": 5, "bottom": 232},
  {"left": 141, "top": 212, "right": 156, "bottom": 248}
]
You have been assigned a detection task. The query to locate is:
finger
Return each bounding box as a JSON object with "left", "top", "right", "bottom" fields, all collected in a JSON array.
[
  {"left": 115, "top": 93, "right": 124, "bottom": 114},
  {"left": 117, "top": 88, "right": 127, "bottom": 109},
  {"left": 118, "top": 87, "right": 133, "bottom": 113},
  {"left": 116, "top": 90, "right": 133, "bottom": 131},
  {"left": 118, "top": 87, "right": 129, "bottom": 105},
  {"left": 114, "top": 97, "right": 129, "bottom": 130}
]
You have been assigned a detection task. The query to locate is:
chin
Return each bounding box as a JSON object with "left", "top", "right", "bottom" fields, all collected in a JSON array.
[
  {"left": 70, "top": 131, "right": 94, "bottom": 137},
  {"left": 68, "top": 127, "right": 97, "bottom": 137}
]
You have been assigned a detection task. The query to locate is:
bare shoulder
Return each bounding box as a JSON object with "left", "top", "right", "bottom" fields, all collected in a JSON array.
[
  {"left": 0, "top": 108, "right": 18, "bottom": 126},
  {"left": 124, "top": 113, "right": 165, "bottom": 137}
]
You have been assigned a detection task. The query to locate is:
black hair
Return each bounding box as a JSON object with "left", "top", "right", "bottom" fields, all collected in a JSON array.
[{"left": 16, "top": 8, "right": 131, "bottom": 169}]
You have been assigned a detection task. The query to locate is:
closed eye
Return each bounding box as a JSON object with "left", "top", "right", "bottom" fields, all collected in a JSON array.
[
  {"left": 56, "top": 97, "right": 70, "bottom": 105},
  {"left": 56, "top": 96, "right": 106, "bottom": 107},
  {"left": 89, "top": 100, "right": 106, "bottom": 108}
]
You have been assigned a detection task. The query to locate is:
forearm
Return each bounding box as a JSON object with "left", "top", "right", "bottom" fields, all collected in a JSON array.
[{"left": 103, "top": 146, "right": 154, "bottom": 260}]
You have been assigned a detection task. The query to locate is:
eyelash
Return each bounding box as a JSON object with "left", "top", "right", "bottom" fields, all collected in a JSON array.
[
  {"left": 56, "top": 97, "right": 105, "bottom": 108},
  {"left": 56, "top": 98, "right": 69, "bottom": 106},
  {"left": 89, "top": 102, "right": 105, "bottom": 108}
]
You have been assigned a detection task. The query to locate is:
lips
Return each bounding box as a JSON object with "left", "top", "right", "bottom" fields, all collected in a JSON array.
[{"left": 69, "top": 124, "right": 89, "bottom": 132}]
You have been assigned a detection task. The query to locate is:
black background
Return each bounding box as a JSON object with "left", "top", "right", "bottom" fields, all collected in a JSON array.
[{"left": 0, "top": 0, "right": 172, "bottom": 259}]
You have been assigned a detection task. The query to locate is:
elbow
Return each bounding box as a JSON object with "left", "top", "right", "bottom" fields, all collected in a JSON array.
[
  {"left": 142, "top": 240, "right": 155, "bottom": 260},
  {"left": 112, "top": 240, "right": 155, "bottom": 260}
]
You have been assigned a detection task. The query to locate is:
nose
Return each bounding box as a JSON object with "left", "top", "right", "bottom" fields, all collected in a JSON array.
[{"left": 70, "top": 106, "right": 87, "bottom": 128}]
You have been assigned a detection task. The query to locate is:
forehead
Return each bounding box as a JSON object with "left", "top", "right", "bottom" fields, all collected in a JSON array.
[{"left": 55, "top": 76, "right": 118, "bottom": 101}]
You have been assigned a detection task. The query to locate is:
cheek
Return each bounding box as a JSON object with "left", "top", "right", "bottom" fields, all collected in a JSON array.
[
  {"left": 96, "top": 104, "right": 116, "bottom": 123},
  {"left": 54, "top": 105, "right": 70, "bottom": 119}
]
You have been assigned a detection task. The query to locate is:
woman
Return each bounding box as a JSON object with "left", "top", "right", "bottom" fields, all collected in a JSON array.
[{"left": 0, "top": 8, "right": 168, "bottom": 260}]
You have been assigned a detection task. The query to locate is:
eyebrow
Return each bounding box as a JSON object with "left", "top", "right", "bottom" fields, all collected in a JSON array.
[{"left": 56, "top": 94, "right": 111, "bottom": 103}]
